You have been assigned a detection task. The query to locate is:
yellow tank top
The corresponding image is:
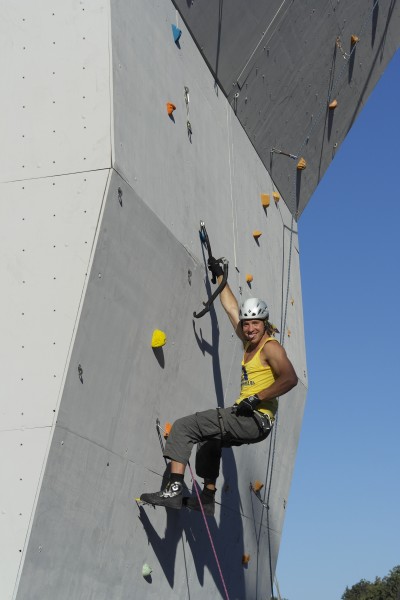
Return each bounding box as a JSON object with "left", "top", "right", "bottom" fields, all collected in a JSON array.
[{"left": 236, "top": 337, "right": 278, "bottom": 420}]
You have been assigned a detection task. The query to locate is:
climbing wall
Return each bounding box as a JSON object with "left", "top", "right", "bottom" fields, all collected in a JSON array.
[
  {"left": 1, "top": 1, "right": 309, "bottom": 599},
  {"left": 0, "top": 1, "right": 112, "bottom": 598},
  {"left": 172, "top": 0, "right": 400, "bottom": 217},
  {"left": 14, "top": 172, "right": 306, "bottom": 600}
]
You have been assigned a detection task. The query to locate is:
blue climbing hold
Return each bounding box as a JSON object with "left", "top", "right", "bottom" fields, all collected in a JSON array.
[{"left": 171, "top": 24, "right": 182, "bottom": 44}]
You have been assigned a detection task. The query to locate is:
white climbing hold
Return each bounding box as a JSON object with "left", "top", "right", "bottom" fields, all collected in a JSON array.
[{"left": 142, "top": 563, "right": 152, "bottom": 577}]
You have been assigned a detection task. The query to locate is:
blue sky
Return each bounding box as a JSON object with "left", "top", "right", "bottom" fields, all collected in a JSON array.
[{"left": 276, "top": 50, "right": 400, "bottom": 600}]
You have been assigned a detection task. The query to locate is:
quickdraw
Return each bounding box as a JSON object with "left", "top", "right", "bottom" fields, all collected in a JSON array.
[{"left": 193, "top": 221, "right": 228, "bottom": 319}]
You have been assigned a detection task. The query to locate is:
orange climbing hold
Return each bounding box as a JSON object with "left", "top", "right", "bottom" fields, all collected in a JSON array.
[
  {"left": 297, "top": 157, "right": 307, "bottom": 170},
  {"left": 252, "top": 480, "right": 264, "bottom": 493},
  {"left": 329, "top": 99, "right": 338, "bottom": 109},
  {"left": 164, "top": 422, "right": 172, "bottom": 439},
  {"left": 242, "top": 554, "right": 251, "bottom": 565},
  {"left": 351, "top": 34, "right": 359, "bottom": 45},
  {"left": 260, "top": 193, "right": 270, "bottom": 207},
  {"left": 166, "top": 102, "right": 176, "bottom": 115},
  {"left": 246, "top": 274, "right": 253, "bottom": 283},
  {"left": 252, "top": 230, "right": 262, "bottom": 239}
]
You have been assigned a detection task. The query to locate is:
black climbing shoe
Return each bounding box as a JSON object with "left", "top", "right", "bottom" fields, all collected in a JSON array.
[
  {"left": 140, "top": 480, "right": 183, "bottom": 509},
  {"left": 183, "top": 491, "right": 215, "bottom": 516}
]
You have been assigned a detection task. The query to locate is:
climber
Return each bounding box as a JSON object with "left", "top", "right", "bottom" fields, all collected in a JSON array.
[{"left": 140, "top": 257, "right": 298, "bottom": 515}]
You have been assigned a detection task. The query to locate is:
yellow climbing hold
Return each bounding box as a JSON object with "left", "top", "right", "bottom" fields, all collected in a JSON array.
[
  {"left": 252, "top": 480, "right": 264, "bottom": 493},
  {"left": 260, "top": 193, "right": 270, "bottom": 207},
  {"left": 252, "top": 230, "right": 262, "bottom": 239},
  {"left": 151, "top": 329, "right": 167, "bottom": 348},
  {"left": 297, "top": 157, "right": 307, "bottom": 170},
  {"left": 242, "top": 554, "right": 251, "bottom": 565},
  {"left": 329, "top": 99, "right": 338, "bottom": 109},
  {"left": 246, "top": 274, "right": 253, "bottom": 283},
  {"left": 273, "top": 191, "right": 280, "bottom": 203},
  {"left": 287, "top": 329, "right": 291, "bottom": 338}
]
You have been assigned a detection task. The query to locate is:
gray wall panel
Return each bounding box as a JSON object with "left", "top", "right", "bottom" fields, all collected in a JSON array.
[
  {"left": 173, "top": 0, "right": 400, "bottom": 216},
  {"left": 111, "top": 0, "right": 299, "bottom": 260},
  {"left": 16, "top": 170, "right": 307, "bottom": 599}
]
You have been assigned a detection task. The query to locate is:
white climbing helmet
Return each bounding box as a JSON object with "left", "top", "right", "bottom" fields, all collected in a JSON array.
[{"left": 239, "top": 298, "right": 269, "bottom": 321}]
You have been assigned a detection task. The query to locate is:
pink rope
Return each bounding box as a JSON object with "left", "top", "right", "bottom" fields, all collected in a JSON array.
[{"left": 187, "top": 463, "right": 230, "bottom": 600}]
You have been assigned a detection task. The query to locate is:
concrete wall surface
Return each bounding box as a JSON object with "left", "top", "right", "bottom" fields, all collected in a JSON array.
[
  {"left": 15, "top": 171, "right": 307, "bottom": 600},
  {"left": 0, "top": 1, "right": 111, "bottom": 182},
  {"left": 2, "top": 0, "right": 308, "bottom": 599},
  {"left": 0, "top": 1, "right": 112, "bottom": 597},
  {"left": 0, "top": 171, "right": 111, "bottom": 599},
  {"left": 172, "top": 0, "right": 400, "bottom": 217}
]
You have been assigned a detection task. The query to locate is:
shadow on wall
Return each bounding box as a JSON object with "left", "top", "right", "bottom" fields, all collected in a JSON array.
[
  {"left": 346, "top": 0, "right": 397, "bottom": 133},
  {"left": 192, "top": 311, "right": 224, "bottom": 405},
  {"left": 139, "top": 275, "right": 247, "bottom": 597},
  {"left": 138, "top": 449, "right": 244, "bottom": 599},
  {"left": 192, "top": 242, "right": 224, "bottom": 404}
]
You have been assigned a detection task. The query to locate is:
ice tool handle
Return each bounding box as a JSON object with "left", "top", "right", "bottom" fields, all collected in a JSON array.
[{"left": 193, "top": 221, "right": 228, "bottom": 319}]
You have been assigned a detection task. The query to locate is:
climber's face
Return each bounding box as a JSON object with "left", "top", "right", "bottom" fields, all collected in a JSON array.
[{"left": 241, "top": 319, "right": 265, "bottom": 346}]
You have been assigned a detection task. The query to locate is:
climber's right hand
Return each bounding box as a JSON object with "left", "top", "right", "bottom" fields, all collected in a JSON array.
[{"left": 208, "top": 256, "right": 224, "bottom": 279}]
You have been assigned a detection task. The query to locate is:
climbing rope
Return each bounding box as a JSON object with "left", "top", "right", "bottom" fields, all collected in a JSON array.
[
  {"left": 155, "top": 421, "right": 230, "bottom": 599},
  {"left": 226, "top": 104, "right": 239, "bottom": 271},
  {"left": 262, "top": 5, "right": 382, "bottom": 597},
  {"left": 188, "top": 463, "right": 230, "bottom": 600},
  {"left": 291, "top": 0, "right": 381, "bottom": 207},
  {"left": 235, "top": 0, "right": 294, "bottom": 86},
  {"left": 252, "top": 207, "right": 294, "bottom": 600}
]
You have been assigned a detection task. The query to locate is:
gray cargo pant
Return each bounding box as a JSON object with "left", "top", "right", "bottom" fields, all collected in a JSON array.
[{"left": 163, "top": 407, "right": 273, "bottom": 481}]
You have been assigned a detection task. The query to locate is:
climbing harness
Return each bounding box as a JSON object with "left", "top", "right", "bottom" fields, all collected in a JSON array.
[{"left": 193, "top": 221, "right": 228, "bottom": 319}]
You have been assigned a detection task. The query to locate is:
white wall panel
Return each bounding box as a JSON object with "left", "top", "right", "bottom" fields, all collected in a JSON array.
[
  {"left": 0, "top": 1, "right": 111, "bottom": 182},
  {"left": 0, "top": 170, "right": 110, "bottom": 430},
  {"left": 0, "top": 169, "right": 110, "bottom": 600},
  {"left": 0, "top": 428, "right": 52, "bottom": 600}
]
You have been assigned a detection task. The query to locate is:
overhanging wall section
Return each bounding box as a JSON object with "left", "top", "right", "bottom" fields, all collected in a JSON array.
[{"left": 172, "top": 0, "right": 400, "bottom": 217}]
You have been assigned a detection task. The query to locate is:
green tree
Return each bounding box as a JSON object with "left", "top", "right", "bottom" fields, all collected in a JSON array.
[{"left": 342, "top": 566, "right": 400, "bottom": 600}]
